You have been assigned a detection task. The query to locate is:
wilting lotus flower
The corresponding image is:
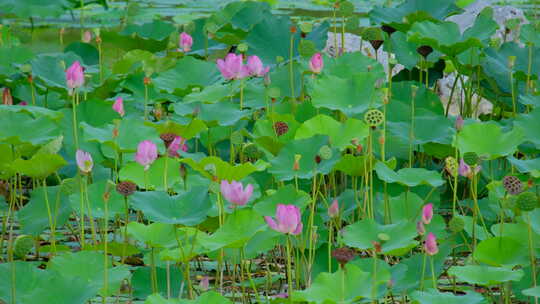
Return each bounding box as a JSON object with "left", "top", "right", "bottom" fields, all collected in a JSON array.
[
  {"left": 328, "top": 199, "right": 339, "bottom": 218},
  {"left": 416, "top": 221, "right": 425, "bottom": 235},
  {"left": 455, "top": 115, "right": 464, "bottom": 131},
  {"left": 421, "top": 203, "right": 433, "bottom": 225},
  {"left": 424, "top": 232, "right": 439, "bottom": 256},
  {"left": 135, "top": 140, "right": 158, "bottom": 170},
  {"left": 179, "top": 32, "right": 193, "bottom": 52},
  {"left": 458, "top": 158, "right": 481, "bottom": 179},
  {"left": 220, "top": 180, "right": 253, "bottom": 207},
  {"left": 309, "top": 53, "right": 324, "bottom": 74},
  {"left": 112, "top": 97, "right": 124, "bottom": 117},
  {"left": 265, "top": 204, "right": 303, "bottom": 235},
  {"left": 246, "top": 55, "right": 269, "bottom": 77},
  {"left": 2, "top": 88, "right": 12, "bottom": 105},
  {"left": 66, "top": 61, "right": 85, "bottom": 92},
  {"left": 76, "top": 149, "right": 93, "bottom": 173},
  {"left": 167, "top": 136, "right": 188, "bottom": 157},
  {"left": 216, "top": 53, "right": 249, "bottom": 80}
]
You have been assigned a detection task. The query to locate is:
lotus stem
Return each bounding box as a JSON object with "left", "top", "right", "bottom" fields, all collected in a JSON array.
[
  {"left": 526, "top": 213, "right": 538, "bottom": 304},
  {"left": 286, "top": 235, "right": 294, "bottom": 302}
]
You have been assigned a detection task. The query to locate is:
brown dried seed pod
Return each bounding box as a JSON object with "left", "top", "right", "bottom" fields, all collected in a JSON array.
[
  {"left": 160, "top": 133, "right": 177, "bottom": 147},
  {"left": 503, "top": 175, "right": 523, "bottom": 195},
  {"left": 116, "top": 181, "right": 137, "bottom": 197},
  {"left": 273, "top": 121, "right": 289, "bottom": 137},
  {"left": 416, "top": 45, "right": 433, "bottom": 58},
  {"left": 332, "top": 247, "right": 356, "bottom": 266}
]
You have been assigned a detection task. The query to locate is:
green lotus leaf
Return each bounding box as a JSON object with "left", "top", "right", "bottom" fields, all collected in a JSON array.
[
  {"left": 48, "top": 251, "right": 130, "bottom": 297},
  {"left": 324, "top": 52, "right": 385, "bottom": 79},
  {"left": 342, "top": 219, "right": 418, "bottom": 256},
  {"left": 334, "top": 154, "right": 373, "bottom": 177},
  {"left": 253, "top": 184, "right": 310, "bottom": 216},
  {"left": 132, "top": 267, "right": 184, "bottom": 300},
  {"left": 448, "top": 265, "right": 524, "bottom": 286},
  {"left": 127, "top": 222, "right": 177, "bottom": 248},
  {"left": 374, "top": 162, "right": 444, "bottom": 187},
  {"left": 18, "top": 185, "right": 72, "bottom": 235},
  {"left": 130, "top": 187, "right": 210, "bottom": 226},
  {"left": 145, "top": 291, "right": 232, "bottom": 304},
  {"left": 149, "top": 119, "right": 207, "bottom": 141},
  {"left": 181, "top": 156, "right": 267, "bottom": 181},
  {"left": 455, "top": 122, "right": 524, "bottom": 159},
  {"left": 182, "top": 82, "right": 236, "bottom": 104},
  {"left": 387, "top": 115, "right": 454, "bottom": 145},
  {"left": 153, "top": 56, "right": 221, "bottom": 93},
  {"left": 295, "top": 114, "right": 369, "bottom": 150},
  {"left": 523, "top": 286, "right": 540, "bottom": 298},
  {"left": 309, "top": 72, "right": 382, "bottom": 117},
  {"left": 508, "top": 156, "right": 540, "bottom": 178},
  {"left": 69, "top": 179, "right": 126, "bottom": 219},
  {"left": 387, "top": 32, "right": 420, "bottom": 69},
  {"left": 0, "top": 106, "right": 62, "bottom": 146},
  {"left": 13, "top": 153, "right": 66, "bottom": 179},
  {"left": 159, "top": 228, "right": 212, "bottom": 262},
  {"left": 0, "top": 45, "right": 34, "bottom": 76},
  {"left": 456, "top": 215, "right": 491, "bottom": 241},
  {"left": 64, "top": 42, "right": 99, "bottom": 66},
  {"left": 292, "top": 263, "right": 371, "bottom": 303},
  {"left": 521, "top": 24, "right": 540, "bottom": 46},
  {"left": 120, "top": 20, "right": 175, "bottom": 41},
  {"left": 269, "top": 135, "right": 340, "bottom": 181},
  {"left": 191, "top": 101, "right": 251, "bottom": 126},
  {"left": 515, "top": 107, "right": 540, "bottom": 149},
  {"left": 473, "top": 237, "right": 529, "bottom": 267},
  {"left": 410, "top": 289, "right": 485, "bottom": 304},
  {"left": 3, "top": 0, "right": 68, "bottom": 18},
  {"left": 120, "top": 157, "right": 182, "bottom": 191},
  {"left": 31, "top": 52, "right": 81, "bottom": 89}
]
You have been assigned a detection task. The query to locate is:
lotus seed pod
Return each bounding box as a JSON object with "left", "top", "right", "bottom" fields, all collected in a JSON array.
[
  {"left": 13, "top": 235, "right": 34, "bottom": 259},
  {"left": 230, "top": 131, "right": 244, "bottom": 145},
  {"left": 445, "top": 157, "right": 458, "bottom": 177},
  {"left": 364, "top": 109, "right": 384, "bottom": 127},
  {"left": 318, "top": 145, "right": 333, "bottom": 160},
  {"left": 462, "top": 152, "right": 479, "bottom": 166},
  {"left": 417, "top": 45, "right": 433, "bottom": 58},
  {"left": 273, "top": 121, "right": 289, "bottom": 136},
  {"left": 448, "top": 217, "right": 465, "bottom": 233},
  {"left": 243, "top": 143, "right": 261, "bottom": 159},
  {"left": 204, "top": 163, "right": 217, "bottom": 176},
  {"left": 116, "top": 181, "right": 137, "bottom": 197},
  {"left": 160, "top": 132, "right": 177, "bottom": 147},
  {"left": 331, "top": 247, "right": 356, "bottom": 266},
  {"left": 517, "top": 192, "right": 538, "bottom": 212},
  {"left": 502, "top": 176, "right": 523, "bottom": 195}
]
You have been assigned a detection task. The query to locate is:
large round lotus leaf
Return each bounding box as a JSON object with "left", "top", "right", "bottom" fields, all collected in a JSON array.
[
  {"left": 515, "top": 107, "right": 540, "bottom": 149},
  {"left": 334, "top": 154, "right": 373, "bottom": 177},
  {"left": 387, "top": 82, "right": 444, "bottom": 121},
  {"left": 491, "top": 221, "right": 540, "bottom": 250},
  {"left": 387, "top": 115, "right": 454, "bottom": 145},
  {"left": 253, "top": 184, "right": 310, "bottom": 216},
  {"left": 64, "top": 42, "right": 99, "bottom": 66},
  {"left": 521, "top": 23, "right": 540, "bottom": 46},
  {"left": 48, "top": 251, "right": 130, "bottom": 297},
  {"left": 455, "top": 122, "right": 524, "bottom": 159},
  {"left": 253, "top": 113, "right": 300, "bottom": 145},
  {"left": 130, "top": 187, "right": 210, "bottom": 226},
  {"left": 324, "top": 52, "right": 385, "bottom": 79},
  {"left": 76, "top": 99, "right": 119, "bottom": 127},
  {"left": 342, "top": 219, "right": 418, "bottom": 256},
  {"left": 181, "top": 156, "right": 267, "bottom": 181},
  {"left": 410, "top": 290, "right": 485, "bottom": 304},
  {"left": 127, "top": 222, "right": 177, "bottom": 248},
  {"left": 374, "top": 161, "right": 444, "bottom": 187},
  {"left": 295, "top": 114, "right": 369, "bottom": 150},
  {"left": 292, "top": 264, "right": 371, "bottom": 303},
  {"left": 0, "top": 107, "right": 62, "bottom": 146},
  {"left": 120, "top": 157, "right": 182, "bottom": 191},
  {"left": 193, "top": 101, "right": 251, "bottom": 126},
  {"left": 448, "top": 265, "right": 524, "bottom": 286},
  {"left": 386, "top": 32, "right": 420, "bottom": 69},
  {"left": 17, "top": 185, "right": 72, "bottom": 235},
  {"left": 153, "top": 56, "right": 221, "bottom": 93},
  {"left": 69, "top": 179, "right": 126, "bottom": 219},
  {"left": 12, "top": 153, "right": 66, "bottom": 179},
  {"left": 120, "top": 20, "right": 175, "bottom": 41},
  {"left": 309, "top": 72, "right": 382, "bottom": 117},
  {"left": 131, "top": 266, "right": 184, "bottom": 300},
  {"left": 268, "top": 135, "right": 340, "bottom": 181},
  {"left": 473, "top": 237, "right": 529, "bottom": 267},
  {"left": 387, "top": 192, "right": 424, "bottom": 222},
  {"left": 149, "top": 119, "right": 208, "bottom": 141},
  {"left": 31, "top": 52, "right": 81, "bottom": 89},
  {"left": 200, "top": 208, "right": 265, "bottom": 251},
  {"left": 0, "top": 261, "right": 100, "bottom": 304},
  {"left": 0, "top": 45, "right": 34, "bottom": 76}
]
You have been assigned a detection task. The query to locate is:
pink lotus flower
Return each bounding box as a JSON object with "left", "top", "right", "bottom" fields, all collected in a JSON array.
[
  {"left": 220, "top": 180, "right": 253, "bottom": 207},
  {"left": 424, "top": 232, "right": 439, "bottom": 256},
  {"left": 309, "top": 53, "right": 324, "bottom": 74},
  {"left": 167, "top": 136, "right": 188, "bottom": 157},
  {"left": 76, "top": 149, "right": 93, "bottom": 173},
  {"left": 217, "top": 53, "right": 249, "bottom": 80},
  {"left": 135, "top": 140, "right": 158, "bottom": 171},
  {"left": 246, "top": 55, "right": 269, "bottom": 77},
  {"left": 416, "top": 221, "right": 425, "bottom": 235},
  {"left": 179, "top": 32, "right": 193, "bottom": 52},
  {"left": 265, "top": 204, "right": 303, "bottom": 235},
  {"left": 458, "top": 159, "right": 481, "bottom": 179},
  {"left": 66, "top": 61, "right": 85, "bottom": 91},
  {"left": 19, "top": 101, "right": 28, "bottom": 106},
  {"left": 455, "top": 116, "right": 464, "bottom": 131},
  {"left": 328, "top": 199, "right": 339, "bottom": 218},
  {"left": 112, "top": 97, "right": 125, "bottom": 117},
  {"left": 421, "top": 203, "right": 433, "bottom": 225}
]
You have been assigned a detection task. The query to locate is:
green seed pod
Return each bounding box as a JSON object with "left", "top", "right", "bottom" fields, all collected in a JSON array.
[
  {"left": 243, "top": 143, "right": 261, "bottom": 159},
  {"left": 448, "top": 217, "right": 465, "bottom": 233},
  {"left": 204, "top": 164, "right": 217, "bottom": 176},
  {"left": 230, "top": 131, "right": 244, "bottom": 145},
  {"left": 364, "top": 109, "right": 384, "bottom": 127},
  {"left": 517, "top": 192, "right": 538, "bottom": 212},
  {"left": 14, "top": 235, "right": 34, "bottom": 259},
  {"left": 445, "top": 157, "right": 458, "bottom": 177},
  {"left": 463, "top": 152, "right": 479, "bottom": 166},
  {"left": 318, "top": 145, "right": 333, "bottom": 160}
]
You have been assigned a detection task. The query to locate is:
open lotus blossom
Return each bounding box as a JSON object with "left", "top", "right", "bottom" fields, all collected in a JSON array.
[
  {"left": 66, "top": 61, "right": 85, "bottom": 92},
  {"left": 424, "top": 232, "right": 439, "bottom": 256},
  {"left": 112, "top": 97, "right": 125, "bottom": 117},
  {"left": 168, "top": 136, "right": 188, "bottom": 157},
  {"left": 217, "top": 53, "right": 249, "bottom": 80},
  {"left": 220, "top": 180, "right": 253, "bottom": 207},
  {"left": 135, "top": 140, "right": 158, "bottom": 170},
  {"left": 309, "top": 53, "right": 324, "bottom": 74},
  {"left": 328, "top": 199, "right": 339, "bottom": 218},
  {"left": 265, "top": 204, "right": 303, "bottom": 235},
  {"left": 179, "top": 32, "right": 193, "bottom": 52},
  {"left": 246, "top": 55, "right": 269, "bottom": 77},
  {"left": 421, "top": 203, "right": 433, "bottom": 225},
  {"left": 416, "top": 221, "right": 425, "bottom": 235},
  {"left": 458, "top": 158, "right": 481, "bottom": 179},
  {"left": 76, "top": 149, "right": 93, "bottom": 173}
]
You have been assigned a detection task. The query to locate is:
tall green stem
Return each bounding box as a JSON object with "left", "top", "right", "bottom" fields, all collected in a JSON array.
[
  {"left": 286, "top": 236, "right": 294, "bottom": 303},
  {"left": 526, "top": 213, "right": 538, "bottom": 304}
]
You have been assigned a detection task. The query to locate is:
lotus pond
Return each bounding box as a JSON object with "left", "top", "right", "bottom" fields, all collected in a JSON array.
[{"left": 1, "top": 0, "right": 540, "bottom": 303}]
